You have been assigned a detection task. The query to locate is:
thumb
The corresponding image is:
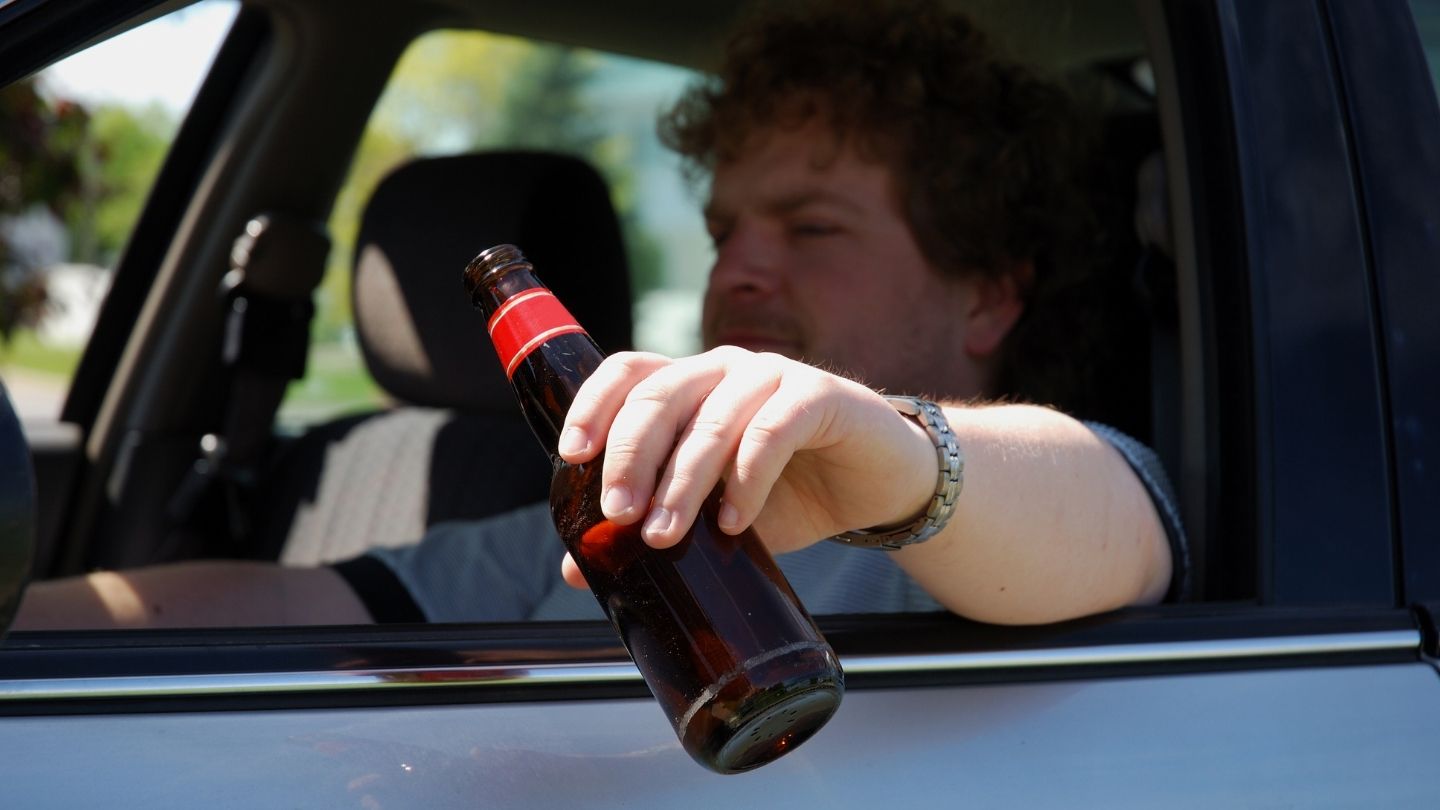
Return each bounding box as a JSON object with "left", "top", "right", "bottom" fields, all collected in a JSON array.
[{"left": 561, "top": 552, "right": 589, "bottom": 590}]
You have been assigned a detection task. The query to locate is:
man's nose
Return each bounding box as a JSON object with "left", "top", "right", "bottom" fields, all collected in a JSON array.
[{"left": 708, "top": 223, "right": 783, "bottom": 295}]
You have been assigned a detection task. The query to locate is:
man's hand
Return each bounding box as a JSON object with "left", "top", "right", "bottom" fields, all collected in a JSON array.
[{"left": 554, "top": 347, "right": 936, "bottom": 585}]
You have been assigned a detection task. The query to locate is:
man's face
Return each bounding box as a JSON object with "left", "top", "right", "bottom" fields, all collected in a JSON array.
[{"left": 701, "top": 121, "right": 990, "bottom": 399}]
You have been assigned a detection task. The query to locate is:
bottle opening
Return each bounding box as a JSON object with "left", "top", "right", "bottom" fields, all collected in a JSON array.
[{"left": 463, "top": 243, "right": 531, "bottom": 300}]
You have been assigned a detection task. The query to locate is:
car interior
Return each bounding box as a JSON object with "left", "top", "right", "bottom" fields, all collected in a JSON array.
[
  {"left": 187, "top": 151, "right": 637, "bottom": 571},
  {"left": 9, "top": 0, "right": 1253, "bottom": 630}
]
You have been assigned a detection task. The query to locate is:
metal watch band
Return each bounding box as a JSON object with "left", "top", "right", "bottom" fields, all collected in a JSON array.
[{"left": 828, "top": 395, "right": 964, "bottom": 550}]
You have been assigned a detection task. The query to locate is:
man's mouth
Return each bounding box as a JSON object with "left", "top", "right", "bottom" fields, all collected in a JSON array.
[
  {"left": 707, "top": 316, "right": 804, "bottom": 353},
  {"left": 704, "top": 303, "right": 805, "bottom": 356},
  {"left": 714, "top": 332, "right": 801, "bottom": 356}
]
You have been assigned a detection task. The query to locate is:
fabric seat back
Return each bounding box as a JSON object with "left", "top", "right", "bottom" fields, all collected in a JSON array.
[{"left": 252, "top": 151, "right": 633, "bottom": 565}]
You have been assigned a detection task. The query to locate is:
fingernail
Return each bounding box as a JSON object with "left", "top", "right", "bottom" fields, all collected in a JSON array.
[
  {"left": 718, "top": 501, "right": 741, "bottom": 531},
  {"left": 558, "top": 426, "right": 588, "bottom": 457},
  {"left": 602, "top": 484, "right": 632, "bottom": 517},
  {"left": 643, "top": 507, "right": 672, "bottom": 540}
]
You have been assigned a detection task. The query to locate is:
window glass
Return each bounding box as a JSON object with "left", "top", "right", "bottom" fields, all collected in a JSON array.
[
  {"left": 278, "top": 30, "right": 712, "bottom": 429},
  {"left": 1415, "top": 0, "right": 1440, "bottom": 106},
  {"left": 0, "top": 0, "right": 239, "bottom": 421}
]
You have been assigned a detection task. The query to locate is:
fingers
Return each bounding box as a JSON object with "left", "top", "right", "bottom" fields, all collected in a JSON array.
[
  {"left": 561, "top": 347, "right": 811, "bottom": 547},
  {"left": 717, "top": 372, "right": 833, "bottom": 534},
  {"left": 561, "top": 553, "right": 589, "bottom": 590},
  {"left": 559, "top": 352, "right": 671, "bottom": 463},
  {"left": 641, "top": 354, "right": 785, "bottom": 546},
  {"left": 557, "top": 346, "right": 862, "bottom": 558},
  {"left": 589, "top": 350, "right": 740, "bottom": 528}
]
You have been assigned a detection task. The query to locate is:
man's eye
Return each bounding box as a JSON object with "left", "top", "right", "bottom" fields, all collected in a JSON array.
[
  {"left": 708, "top": 229, "right": 730, "bottom": 248},
  {"left": 791, "top": 223, "right": 839, "bottom": 238}
]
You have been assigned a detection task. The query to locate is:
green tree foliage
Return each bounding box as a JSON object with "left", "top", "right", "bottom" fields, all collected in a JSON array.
[
  {"left": 0, "top": 80, "right": 174, "bottom": 346},
  {"left": 493, "top": 48, "right": 604, "bottom": 152},
  {"left": 0, "top": 80, "right": 91, "bottom": 342},
  {"left": 316, "top": 34, "right": 531, "bottom": 343},
  {"left": 484, "top": 47, "right": 666, "bottom": 296},
  {"left": 71, "top": 103, "right": 174, "bottom": 266}
]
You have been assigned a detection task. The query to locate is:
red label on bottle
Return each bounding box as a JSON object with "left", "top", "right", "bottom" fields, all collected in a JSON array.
[{"left": 488, "top": 289, "right": 587, "bottom": 378}]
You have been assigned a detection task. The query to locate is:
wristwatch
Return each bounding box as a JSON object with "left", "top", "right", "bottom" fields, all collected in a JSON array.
[{"left": 828, "top": 395, "right": 964, "bottom": 550}]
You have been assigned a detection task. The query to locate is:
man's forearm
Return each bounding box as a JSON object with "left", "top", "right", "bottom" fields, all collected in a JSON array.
[{"left": 893, "top": 403, "right": 1172, "bottom": 625}]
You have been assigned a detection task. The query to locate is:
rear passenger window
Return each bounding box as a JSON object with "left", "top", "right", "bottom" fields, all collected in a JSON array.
[
  {"left": 278, "top": 30, "right": 713, "bottom": 430},
  {"left": 0, "top": 0, "right": 238, "bottom": 422}
]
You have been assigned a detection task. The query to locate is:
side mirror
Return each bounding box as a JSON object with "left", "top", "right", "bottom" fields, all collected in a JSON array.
[{"left": 0, "top": 379, "right": 36, "bottom": 638}]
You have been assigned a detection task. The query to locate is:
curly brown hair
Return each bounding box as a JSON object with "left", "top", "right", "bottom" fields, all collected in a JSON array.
[{"left": 660, "top": 0, "right": 1128, "bottom": 415}]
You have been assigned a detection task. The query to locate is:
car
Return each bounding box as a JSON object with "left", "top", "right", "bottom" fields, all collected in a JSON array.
[{"left": 1, "top": 0, "right": 1439, "bottom": 805}]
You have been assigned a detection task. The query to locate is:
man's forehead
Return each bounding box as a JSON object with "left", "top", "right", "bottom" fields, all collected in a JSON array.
[{"left": 706, "top": 127, "right": 895, "bottom": 218}]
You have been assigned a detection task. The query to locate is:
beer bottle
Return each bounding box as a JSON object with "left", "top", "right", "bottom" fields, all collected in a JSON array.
[{"left": 464, "top": 244, "right": 843, "bottom": 773}]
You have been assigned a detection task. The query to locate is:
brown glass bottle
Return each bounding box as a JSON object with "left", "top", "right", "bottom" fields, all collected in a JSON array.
[{"left": 465, "top": 244, "right": 842, "bottom": 774}]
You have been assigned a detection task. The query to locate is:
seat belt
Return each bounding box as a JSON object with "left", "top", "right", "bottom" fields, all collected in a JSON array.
[{"left": 167, "top": 213, "right": 329, "bottom": 552}]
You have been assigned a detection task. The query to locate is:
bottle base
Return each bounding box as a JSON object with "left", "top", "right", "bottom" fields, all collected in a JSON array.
[
  {"left": 709, "top": 684, "right": 842, "bottom": 774},
  {"left": 676, "top": 641, "right": 844, "bottom": 774}
]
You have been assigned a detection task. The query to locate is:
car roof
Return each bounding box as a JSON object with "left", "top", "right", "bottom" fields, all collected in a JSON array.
[{"left": 320, "top": 0, "right": 1144, "bottom": 73}]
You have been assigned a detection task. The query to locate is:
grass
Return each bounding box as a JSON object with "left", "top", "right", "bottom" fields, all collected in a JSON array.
[
  {"left": 276, "top": 342, "right": 388, "bottom": 428},
  {"left": 279, "top": 364, "right": 387, "bottom": 422},
  {"left": 0, "top": 332, "right": 83, "bottom": 378}
]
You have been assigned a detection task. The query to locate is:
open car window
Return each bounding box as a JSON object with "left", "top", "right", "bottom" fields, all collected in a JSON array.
[
  {"left": 255, "top": 12, "right": 1201, "bottom": 627},
  {"left": 6, "top": 0, "right": 1422, "bottom": 648},
  {"left": 4, "top": 0, "right": 1221, "bottom": 633}
]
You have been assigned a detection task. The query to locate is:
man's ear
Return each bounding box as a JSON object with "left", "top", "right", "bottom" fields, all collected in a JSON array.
[{"left": 961, "top": 262, "right": 1030, "bottom": 358}]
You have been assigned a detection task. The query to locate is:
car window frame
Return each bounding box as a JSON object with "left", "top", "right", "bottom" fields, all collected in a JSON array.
[
  {"left": 1152, "top": 0, "right": 1401, "bottom": 606},
  {"left": 0, "top": 606, "right": 1424, "bottom": 714},
  {"left": 1321, "top": 0, "right": 1440, "bottom": 608}
]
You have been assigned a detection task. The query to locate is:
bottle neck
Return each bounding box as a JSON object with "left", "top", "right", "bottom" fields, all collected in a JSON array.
[
  {"left": 512, "top": 330, "right": 606, "bottom": 458},
  {"left": 467, "top": 253, "right": 544, "bottom": 322},
  {"left": 467, "top": 250, "right": 605, "bottom": 458}
]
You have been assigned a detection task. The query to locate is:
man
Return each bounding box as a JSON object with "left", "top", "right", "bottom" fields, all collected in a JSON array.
[{"left": 13, "top": 0, "right": 1184, "bottom": 630}]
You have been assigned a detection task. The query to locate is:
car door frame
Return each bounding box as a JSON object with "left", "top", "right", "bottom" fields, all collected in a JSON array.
[
  {"left": 1, "top": 0, "right": 1439, "bottom": 798},
  {"left": 1320, "top": 0, "right": 1440, "bottom": 612}
]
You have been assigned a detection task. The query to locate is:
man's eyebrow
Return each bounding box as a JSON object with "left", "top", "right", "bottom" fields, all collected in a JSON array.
[
  {"left": 705, "top": 189, "right": 866, "bottom": 221},
  {"left": 769, "top": 189, "right": 866, "bottom": 215}
]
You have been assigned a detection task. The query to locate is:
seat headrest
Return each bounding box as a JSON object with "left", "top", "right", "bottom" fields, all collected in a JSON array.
[{"left": 353, "top": 151, "right": 633, "bottom": 411}]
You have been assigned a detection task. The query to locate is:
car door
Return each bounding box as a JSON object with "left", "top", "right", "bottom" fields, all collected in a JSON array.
[{"left": 2, "top": 1, "right": 1439, "bottom": 807}]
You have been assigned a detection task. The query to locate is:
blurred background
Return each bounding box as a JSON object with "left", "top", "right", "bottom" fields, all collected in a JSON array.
[{"left": 0, "top": 0, "right": 713, "bottom": 429}]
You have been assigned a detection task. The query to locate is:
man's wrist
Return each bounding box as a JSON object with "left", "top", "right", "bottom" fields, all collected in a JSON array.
[{"left": 828, "top": 396, "right": 964, "bottom": 550}]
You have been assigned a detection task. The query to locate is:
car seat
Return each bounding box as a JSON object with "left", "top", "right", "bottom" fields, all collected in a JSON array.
[{"left": 246, "top": 151, "right": 633, "bottom": 566}]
